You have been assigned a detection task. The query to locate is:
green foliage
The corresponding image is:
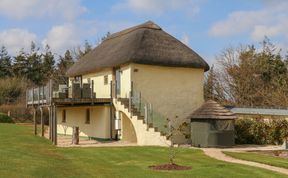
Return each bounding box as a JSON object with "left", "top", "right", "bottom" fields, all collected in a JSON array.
[
  {"left": 41, "top": 45, "right": 55, "bottom": 83},
  {"left": 215, "top": 37, "right": 288, "bottom": 107},
  {"left": 0, "top": 78, "right": 27, "bottom": 104},
  {"left": 54, "top": 50, "right": 75, "bottom": 85},
  {"left": 0, "top": 46, "right": 12, "bottom": 78},
  {"left": 0, "top": 104, "right": 32, "bottom": 122},
  {"left": 0, "top": 113, "right": 13, "bottom": 123},
  {"left": 270, "top": 119, "right": 288, "bottom": 144},
  {"left": 235, "top": 119, "right": 255, "bottom": 144},
  {"left": 235, "top": 118, "right": 288, "bottom": 145}
]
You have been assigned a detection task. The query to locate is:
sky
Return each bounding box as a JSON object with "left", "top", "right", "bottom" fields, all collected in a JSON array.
[{"left": 0, "top": 0, "right": 287, "bottom": 64}]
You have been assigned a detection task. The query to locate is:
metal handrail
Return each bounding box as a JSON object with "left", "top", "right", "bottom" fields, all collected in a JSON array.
[{"left": 130, "top": 83, "right": 168, "bottom": 135}]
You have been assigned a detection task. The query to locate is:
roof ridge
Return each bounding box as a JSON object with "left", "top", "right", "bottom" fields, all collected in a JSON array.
[{"left": 104, "top": 21, "right": 161, "bottom": 42}]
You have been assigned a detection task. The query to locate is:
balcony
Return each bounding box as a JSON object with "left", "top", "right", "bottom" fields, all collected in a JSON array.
[{"left": 26, "top": 80, "right": 113, "bottom": 106}]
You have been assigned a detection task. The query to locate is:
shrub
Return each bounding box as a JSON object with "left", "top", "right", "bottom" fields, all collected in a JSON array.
[
  {"left": 250, "top": 119, "right": 270, "bottom": 144},
  {"left": 270, "top": 119, "right": 288, "bottom": 145},
  {"left": 0, "top": 113, "right": 14, "bottom": 123},
  {"left": 0, "top": 104, "right": 32, "bottom": 123},
  {"left": 235, "top": 119, "right": 255, "bottom": 144},
  {"left": 0, "top": 77, "right": 28, "bottom": 105},
  {"left": 235, "top": 118, "right": 288, "bottom": 145}
]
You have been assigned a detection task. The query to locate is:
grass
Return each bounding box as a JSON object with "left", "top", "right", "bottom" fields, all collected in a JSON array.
[
  {"left": 0, "top": 124, "right": 287, "bottom": 178},
  {"left": 224, "top": 151, "right": 288, "bottom": 169}
]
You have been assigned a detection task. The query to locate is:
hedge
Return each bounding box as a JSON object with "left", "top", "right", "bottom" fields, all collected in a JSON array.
[
  {"left": 0, "top": 113, "right": 14, "bottom": 123},
  {"left": 235, "top": 118, "right": 288, "bottom": 145}
]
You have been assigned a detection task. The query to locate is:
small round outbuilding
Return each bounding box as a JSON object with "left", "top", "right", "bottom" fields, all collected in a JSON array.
[{"left": 189, "top": 100, "right": 237, "bottom": 148}]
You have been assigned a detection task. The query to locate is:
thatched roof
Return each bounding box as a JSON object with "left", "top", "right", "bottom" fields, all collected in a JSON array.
[
  {"left": 66, "top": 21, "right": 209, "bottom": 77},
  {"left": 190, "top": 100, "right": 237, "bottom": 120}
]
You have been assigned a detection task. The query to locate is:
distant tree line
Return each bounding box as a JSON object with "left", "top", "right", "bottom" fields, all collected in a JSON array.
[
  {"left": 0, "top": 40, "right": 94, "bottom": 105},
  {"left": 0, "top": 32, "right": 112, "bottom": 108},
  {"left": 0, "top": 41, "right": 93, "bottom": 86},
  {"left": 204, "top": 37, "right": 288, "bottom": 107}
]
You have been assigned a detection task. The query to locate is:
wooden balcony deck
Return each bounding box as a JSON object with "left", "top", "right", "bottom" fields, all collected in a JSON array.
[
  {"left": 52, "top": 98, "right": 111, "bottom": 106},
  {"left": 27, "top": 98, "right": 111, "bottom": 106}
]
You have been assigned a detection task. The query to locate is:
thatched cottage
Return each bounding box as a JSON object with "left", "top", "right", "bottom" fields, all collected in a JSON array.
[{"left": 27, "top": 21, "right": 209, "bottom": 146}]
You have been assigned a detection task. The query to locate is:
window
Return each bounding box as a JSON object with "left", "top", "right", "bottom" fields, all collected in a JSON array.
[
  {"left": 74, "top": 76, "right": 82, "bottom": 82},
  {"left": 104, "top": 75, "right": 108, "bottom": 85},
  {"left": 62, "top": 109, "right": 66, "bottom": 123},
  {"left": 85, "top": 108, "right": 90, "bottom": 124}
]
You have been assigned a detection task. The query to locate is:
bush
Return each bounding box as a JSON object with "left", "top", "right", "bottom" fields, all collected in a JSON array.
[
  {"left": 0, "top": 104, "right": 32, "bottom": 123},
  {"left": 0, "top": 77, "right": 28, "bottom": 105},
  {"left": 270, "top": 119, "right": 288, "bottom": 145},
  {"left": 235, "top": 118, "right": 288, "bottom": 145},
  {"left": 235, "top": 119, "right": 255, "bottom": 144},
  {"left": 0, "top": 113, "right": 14, "bottom": 123}
]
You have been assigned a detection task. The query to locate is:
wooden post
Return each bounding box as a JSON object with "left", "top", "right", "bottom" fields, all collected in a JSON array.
[
  {"left": 33, "top": 108, "right": 37, "bottom": 135},
  {"left": 72, "top": 126, "right": 79, "bottom": 145},
  {"left": 110, "top": 104, "right": 113, "bottom": 139},
  {"left": 53, "top": 105, "right": 57, "bottom": 145},
  {"left": 51, "top": 106, "right": 54, "bottom": 142},
  {"left": 26, "top": 90, "right": 28, "bottom": 108},
  {"left": 48, "top": 107, "right": 52, "bottom": 140},
  {"left": 49, "top": 79, "right": 53, "bottom": 104},
  {"left": 40, "top": 107, "right": 44, "bottom": 137}
]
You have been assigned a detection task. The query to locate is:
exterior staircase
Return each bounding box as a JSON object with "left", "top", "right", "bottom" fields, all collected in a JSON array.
[
  {"left": 118, "top": 98, "right": 166, "bottom": 136},
  {"left": 116, "top": 98, "right": 171, "bottom": 146}
]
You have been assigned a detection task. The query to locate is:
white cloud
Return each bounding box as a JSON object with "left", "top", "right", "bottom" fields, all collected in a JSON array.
[
  {"left": 42, "top": 24, "right": 83, "bottom": 55},
  {"left": 0, "top": 0, "right": 86, "bottom": 20},
  {"left": 180, "top": 33, "right": 189, "bottom": 46},
  {"left": 114, "top": 0, "right": 200, "bottom": 16},
  {"left": 0, "top": 29, "right": 37, "bottom": 55},
  {"left": 209, "top": 1, "right": 288, "bottom": 42}
]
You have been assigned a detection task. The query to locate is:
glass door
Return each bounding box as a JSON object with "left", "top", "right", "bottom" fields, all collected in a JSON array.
[{"left": 116, "top": 69, "right": 121, "bottom": 97}]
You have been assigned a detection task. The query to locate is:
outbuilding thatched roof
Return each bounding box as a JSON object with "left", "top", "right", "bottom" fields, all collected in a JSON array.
[
  {"left": 66, "top": 21, "right": 209, "bottom": 77},
  {"left": 190, "top": 100, "right": 237, "bottom": 120}
]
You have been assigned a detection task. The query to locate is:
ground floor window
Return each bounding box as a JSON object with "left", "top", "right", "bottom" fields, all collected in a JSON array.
[
  {"left": 62, "top": 109, "right": 66, "bottom": 123},
  {"left": 85, "top": 108, "right": 90, "bottom": 124}
]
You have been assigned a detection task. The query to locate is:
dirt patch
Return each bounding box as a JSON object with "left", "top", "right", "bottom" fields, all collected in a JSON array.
[
  {"left": 249, "top": 150, "right": 288, "bottom": 159},
  {"left": 149, "top": 163, "right": 191, "bottom": 171}
]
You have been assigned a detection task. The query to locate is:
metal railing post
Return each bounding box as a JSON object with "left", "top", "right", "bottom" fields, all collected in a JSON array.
[
  {"left": 144, "top": 103, "right": 148, "bottom": 124},
  {"left": 129, "top": 91, "right": 132, "bottom": 118},
  {"left": 139, "top": 92, "right": 141, "bottom": 110},
  {"left": 32, "top": 87, "right": 34, "bottom": 105},
  {"left": 110, "top": 80, "right": 112, "bottom": 99},
  {"left": 38, "top": 87, "right": 40, "bottom": 105},
  {"left": 91, "top": 80, "right": 94, "bottom": 98}
]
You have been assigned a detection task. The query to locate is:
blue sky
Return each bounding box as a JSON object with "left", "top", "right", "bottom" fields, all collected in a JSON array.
[{"left": 0, "top": 0, "right": 287, "bottom": 64}]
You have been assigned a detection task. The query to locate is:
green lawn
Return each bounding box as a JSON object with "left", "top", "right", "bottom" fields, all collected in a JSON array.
[
  {"left": 0, "top": 124, "right": 286, "bottom": 178},
  {"left": 224, "top": 151, "right": 288, "bottom": 169}
]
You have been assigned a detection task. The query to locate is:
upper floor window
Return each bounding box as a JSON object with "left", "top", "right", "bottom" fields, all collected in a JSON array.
[{"left": 104, "top": 75, "right": 108, "bottom": 85}]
